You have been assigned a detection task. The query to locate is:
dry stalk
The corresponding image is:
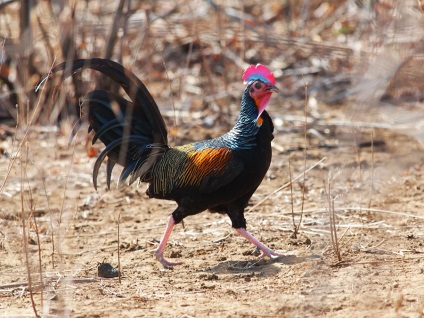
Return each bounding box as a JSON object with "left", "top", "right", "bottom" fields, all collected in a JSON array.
[
  {"left": 368, "top": 129, "right": 375, "bottom": 209},
  {"left": 0, "top": 58, "right": 57, "bottom": 195},
  {"left": 104, "top": 0, "right": 126, "bottom": 60},
  {"left": 0, "top": 37, "right": 5, "bottom": 75},
  {"left": 239, "top": 2, "right": 246, "bottom": 61},
  {"left": 187, "top": 3, "right": 221, "bottom": 121},
  {"left": 36, "top": 168, "right": 55, "bottom": 268},
  {"left": 282, "top": 79, "right": 311, "bottom": 238},
  {"left": 36, "top": 15, "right": 54, "bottom": 61},
  {"left": 20, "top": 143, "right": 40, "bottom": 318},
  {"left": 352, "top": 130, "right": 364, "bottom": 212},
  {"left": 161, "top": 58, "right": 178, "bottom": 146},
  {"left": 25, "top": 176, "right": 44, "bottom": 309},
  {"left": 324, "top": 176, "right": 342, "bottom": 262},
  {"left": 58, "top": 140, "right": 76, "bottom": 224},
  {"left": 214, "top": 1, "right": 231, "bottom": 121},
  {"left": 296, "top": 77, "right": 310, "bottom": 235},
  {"left": 117, "top": 209, "right": 122, "bottom": 284},
  {"left": 247, "top": 157, "right": 326, "bottom": 213},
  {"left": 199, "top": 42, "right": 219, "bottom": 112},
  {"left": 288, "top": 155, "right": 296, "bottom": 237}
]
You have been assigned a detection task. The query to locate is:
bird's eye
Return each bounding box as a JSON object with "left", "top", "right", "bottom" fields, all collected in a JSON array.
[{"left": 254, "top": 82, "right": 262, "bottom": 89}]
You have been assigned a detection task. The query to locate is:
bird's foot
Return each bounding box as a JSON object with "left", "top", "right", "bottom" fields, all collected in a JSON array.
[
  {"left": 155, "top": 251, "right": 182, "bottom": 269},
  {"left": 257, "top": 247, "right": 285, "bottom": 259},
  {"left": 236, "top": 228, "right": 284, "bottom": 260}
]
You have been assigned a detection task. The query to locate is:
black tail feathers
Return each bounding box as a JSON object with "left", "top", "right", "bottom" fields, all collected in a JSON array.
[{"left": 37, "top": 59, "right": 168, "bottom": 189}]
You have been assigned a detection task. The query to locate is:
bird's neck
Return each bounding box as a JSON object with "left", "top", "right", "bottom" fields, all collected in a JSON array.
[{"left": 225, "top": 89, "right": 262, "bottom": 149}]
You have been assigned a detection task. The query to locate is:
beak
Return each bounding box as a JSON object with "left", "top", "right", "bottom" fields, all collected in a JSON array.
[{"left": 265, "top": 85, "right": 279, "bottom": 93}]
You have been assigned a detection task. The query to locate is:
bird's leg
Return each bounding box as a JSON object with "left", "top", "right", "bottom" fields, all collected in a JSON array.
[
  {"left": 235, "top": 228, "right": 284, "bottom": 259},
  {"left": 155, "top": 215, "right": 182, "bottom": 269}
]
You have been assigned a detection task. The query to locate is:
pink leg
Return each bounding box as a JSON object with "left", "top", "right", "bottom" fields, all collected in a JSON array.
[
  {"left": 235, "top": 228, "right": 284, "bottom": 259},
  {"left": 155, "top": 215, "right": 182, "bottom": 269}
]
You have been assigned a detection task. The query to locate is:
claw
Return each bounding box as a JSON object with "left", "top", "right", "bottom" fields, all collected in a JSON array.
[
  {"left": 258, "top": 247, "right": 285, "bottom": 259},
  {"left": 236, "top": 228, "right": 284, "bottom": 260},
  {"left": 156, "top": 251, "right": 182, "bottom": 269},
  {"left": 155, "top": 215, "right": 183, "bottom": 269}
]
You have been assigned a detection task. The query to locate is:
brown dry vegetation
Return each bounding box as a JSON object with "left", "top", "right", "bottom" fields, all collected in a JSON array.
[{"left": 1, "top": 1, "right": 424, "bottom": 317}]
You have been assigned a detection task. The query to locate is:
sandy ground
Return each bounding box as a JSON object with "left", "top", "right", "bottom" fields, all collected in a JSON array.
[{"left": 1, "top": 100, "right": 424, "bottom": 317}]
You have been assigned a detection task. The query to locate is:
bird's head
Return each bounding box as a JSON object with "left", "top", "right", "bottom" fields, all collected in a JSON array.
[{"left": 242, "top": 64, "right": 279, "bottom": 125}]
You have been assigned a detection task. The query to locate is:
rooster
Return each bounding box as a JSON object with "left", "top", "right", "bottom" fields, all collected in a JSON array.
[{"left": 37, "top": 59, "right": 282, "bottom": 268}]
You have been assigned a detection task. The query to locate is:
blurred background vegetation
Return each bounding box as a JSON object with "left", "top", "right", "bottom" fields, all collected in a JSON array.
[{"left": 0, "top": 0, "right": 423, "bottom": 132}]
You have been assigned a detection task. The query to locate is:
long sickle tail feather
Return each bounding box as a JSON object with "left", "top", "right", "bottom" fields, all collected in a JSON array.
[
  {"left": 36, "top": 58, "right": 168, "bottom": 145},
  {"left": 36, "top": 59, "right": 169, "bottom": 189}
]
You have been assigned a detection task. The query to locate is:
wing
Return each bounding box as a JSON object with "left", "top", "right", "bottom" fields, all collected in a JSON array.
[{"left": 150, "top": 144, "right": 244, "bottom": 197}]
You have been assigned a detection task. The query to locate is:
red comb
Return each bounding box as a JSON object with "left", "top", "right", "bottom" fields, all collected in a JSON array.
[{"left": 242, "top": 64, "right": 275, "bottom": 85}]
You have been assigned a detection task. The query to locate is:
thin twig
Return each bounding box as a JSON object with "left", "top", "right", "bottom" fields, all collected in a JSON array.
[
  {"left": 247, "top": 157, "right": 326, "bottom": 213},
  {"left": 21, "top": 143, "right": 39, "bottom": 317},
  {"left": 297, "top": 77, "right": 309, "bottom": 235},
  {"left": 30, "top": 195, "right": 44, "bottom": 309},
  {"left": 59, "top": 137, "right": 77, "bottom": 223},
  {"left": 288, "top": 156, "right": 296, "bottom": 237},
  {"left": 104, "top": 0, "right": 126, "bottom": 60},
  {"left": 0, "top": 37, "right": 5, "bottom": 76},
  {"left": 0, "top": 57, "right": 57, "bottom": 195},
  {"left": 337, "top": 227, "right": 351, "bottom": 249},
  {"left": 332, "top": 195, "right": 341, "bottom": 261},
  {"left": 0, "top": 277, "right": 98, "bottom": 291},
  {"left": 161, "top": 58, "right": 178, "bottom": 146},
  {"left": 368, "top": 129, "right": 375, "bottom": 209},
  {"left": 117, "top": 209, "right": 121, "bottom": 284},
  {"left": 36, "top": 167, "right": 55, "bottom": 268},
  {"left": 324, "top": 176, "right": 342, "bottom": 261},
  {"left": 212, "top": 233, "right": 231, "bottom": 243}
]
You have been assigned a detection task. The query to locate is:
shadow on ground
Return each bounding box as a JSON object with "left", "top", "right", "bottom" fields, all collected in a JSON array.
[{"left": 204, "top": 254, "right": 322, "bottom": 275}]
